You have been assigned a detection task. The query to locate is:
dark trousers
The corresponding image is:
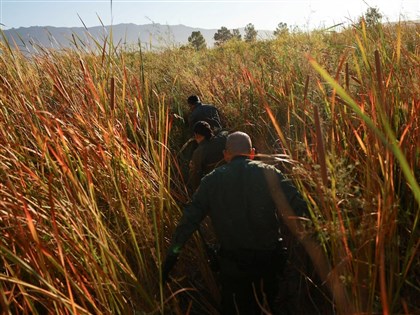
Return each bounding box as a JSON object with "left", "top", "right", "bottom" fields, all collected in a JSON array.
[{"left": 218, "top": 249, "right": 281, "bottom": 315}]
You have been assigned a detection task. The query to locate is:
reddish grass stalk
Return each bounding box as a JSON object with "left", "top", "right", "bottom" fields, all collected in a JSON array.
[
  {"left": 376, "top": 196, "right": 390, "bottom": 315},
  {"left": 313, "top": 104, "right": 328, "bottom": 187}
]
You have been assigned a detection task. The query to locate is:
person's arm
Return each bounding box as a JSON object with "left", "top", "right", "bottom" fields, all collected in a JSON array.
[
  {"left": 169, "top": 200, "right": 208, "bottom": 253},
  {"left": 162, "top": 179, "right": 210, "bottom": 282},
  {"left": 215, "top": 107, "right": 225, "bottom": 129},
  {"left": 279, "top": 176, "right": 310, "bottom": 218},
  {"left": 264, "top": 167, "right": 309, "bottom": 217}
]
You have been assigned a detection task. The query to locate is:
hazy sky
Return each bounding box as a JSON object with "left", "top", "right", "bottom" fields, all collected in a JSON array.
[{"left": 2, "top": 0, "right": 419, "bottom": 30}]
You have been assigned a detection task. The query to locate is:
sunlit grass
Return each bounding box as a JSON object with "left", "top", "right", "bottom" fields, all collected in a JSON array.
[{"left": 0, "top": 21, "right": 419, "bottom": 314}]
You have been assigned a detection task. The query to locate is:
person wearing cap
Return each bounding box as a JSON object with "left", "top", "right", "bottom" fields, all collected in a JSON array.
[
  {"left": 188, "top": 121, "right": 228, "bottom": 193},
  {"left": 162, "top": 131, "right": 312, "bottom": 314},
  {"left": 187, "top": 95, "right": 222, "bottom": 133}
]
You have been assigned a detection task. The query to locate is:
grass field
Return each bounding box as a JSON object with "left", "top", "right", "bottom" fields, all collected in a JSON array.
[{"left": 0, "top": 20, "right": 419, "bottom": 314}]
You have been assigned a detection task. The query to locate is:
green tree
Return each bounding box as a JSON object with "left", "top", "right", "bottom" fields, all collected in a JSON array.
[
  {"left": 232, "top": 29, "right": 242, "bottom": 41},
  {"left": 273, "top": 22, "right": 289, "bottom": 37},
  {"left": 359, "top": 7, "right": 383, "bottom": 27},
  {"left": 188, "top": 31, "right": 206, "bottom": 51},
  {"left": 214, "top": 26, "right": 233, "bottom": 46},
  {"left": 244, "top": 23, "right": 258, "bottom": 42}
]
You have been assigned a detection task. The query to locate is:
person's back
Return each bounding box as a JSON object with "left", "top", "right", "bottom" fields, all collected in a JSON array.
[
  {"left": 199, "top": 157, "right": 283, "bottom": 250},
  {"left": 201, "top": 129, "right": 228, "bottom": 172},
  {"left": 187, "top": 95, "right": 222, "bottom": 132},
  {"left": 188, "top": 122, "right": 227, "bottom": 192}
]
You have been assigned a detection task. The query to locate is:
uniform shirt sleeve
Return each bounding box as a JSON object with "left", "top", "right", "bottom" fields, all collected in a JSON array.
[
  {"left": 278, "top": 172, "right": 309, "bottom": 218},
  {"left": 169, "top": 176, "right": 211, "bottom": 253},
  {"left": 264, "top": 166, "right": 309, "bottom": 218}
]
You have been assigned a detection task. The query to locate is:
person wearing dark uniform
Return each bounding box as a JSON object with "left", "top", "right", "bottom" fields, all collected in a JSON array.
[
  {"left": 163, "top": 131, "right": 309, "bottom": 315},
  {"left": 187, "top": 95, "right": 222, "bottom": 133},
  {"left": 180, "top": 95, "right": 224, "bottom": 183},
  {"left": 188, "top": 121, "right": 227, "bottom": 193}
]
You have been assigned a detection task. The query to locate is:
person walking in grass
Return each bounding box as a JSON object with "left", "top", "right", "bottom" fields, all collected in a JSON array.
[
  {"left": 187, "top": 121, "right": 228, "bottom": 193},
  {"left": 180, "top": 95, "right": 224, "bottom": 182},
  {"left": 163, "top": 131, "right": 312, "bottom": 314},
  {"left": 186, "top": 95, "right": 223, "bottom": 133}
]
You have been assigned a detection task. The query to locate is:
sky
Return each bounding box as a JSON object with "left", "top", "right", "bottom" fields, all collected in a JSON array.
[{"left": 1, "top": 0, "right": 419, "bottom": 31}]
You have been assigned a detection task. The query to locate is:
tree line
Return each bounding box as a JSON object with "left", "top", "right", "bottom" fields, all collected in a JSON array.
[
  {"left": 187, "top": 7, "right": 383, "bottom": 51},
  {"left": 187, "top": 22, "right": 284, "bottom": 50}
]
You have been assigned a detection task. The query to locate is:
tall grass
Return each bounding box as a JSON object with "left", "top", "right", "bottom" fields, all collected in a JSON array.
[
  {"left": 0, "top": 34, "right": 181, "bottom": 314},
  {"left": 0, "top": 21, "right": 419, "bottom": 314}
]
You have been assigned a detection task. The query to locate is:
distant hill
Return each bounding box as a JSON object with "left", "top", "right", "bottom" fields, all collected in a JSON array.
[{"left": 2, "top": 23, "right": 274, "bottom": 52}]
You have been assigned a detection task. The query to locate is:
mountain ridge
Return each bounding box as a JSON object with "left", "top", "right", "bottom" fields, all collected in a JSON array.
[{"left": 2, "top": 23, "right": 274, "bottom": 51}]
